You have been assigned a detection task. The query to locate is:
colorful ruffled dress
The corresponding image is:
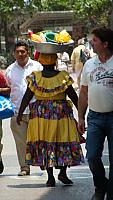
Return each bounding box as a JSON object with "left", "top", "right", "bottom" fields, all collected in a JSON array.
[{"left": 26, "top": 70, "right": 84, "bottom": 168}]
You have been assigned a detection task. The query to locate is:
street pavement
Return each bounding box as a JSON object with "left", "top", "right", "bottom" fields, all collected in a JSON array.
[{"left": 0, "top": 70, "right": 109, "bottom": 200}]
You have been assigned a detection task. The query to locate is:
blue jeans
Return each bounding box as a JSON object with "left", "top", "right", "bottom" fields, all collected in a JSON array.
[{"left": 86, "top": 109, "right": 113, "bottom": 200}]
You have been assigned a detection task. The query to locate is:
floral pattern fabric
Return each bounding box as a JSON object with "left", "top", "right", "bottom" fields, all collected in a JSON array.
[
  {"left": 26, "top": 140, "right": 84, "bottom": 168},
  {"left": 26, "top": 70, "right": 84, "bottom": 168}
]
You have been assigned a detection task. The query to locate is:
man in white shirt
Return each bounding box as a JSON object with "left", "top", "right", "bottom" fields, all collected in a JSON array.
[
  {"left": 6, "top": 40, "right": 43, "bottom": 176},
  {"left": 78, "top": 27, "right": 113, "bottom": 200}
]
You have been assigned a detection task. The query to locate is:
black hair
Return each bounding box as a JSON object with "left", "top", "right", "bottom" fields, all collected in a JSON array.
[
  {"left": 91, "top": 27, "right": 113, "bottom": 51},
  {"left": 14, "top": 40, "right": 29, "bottom": 52}
]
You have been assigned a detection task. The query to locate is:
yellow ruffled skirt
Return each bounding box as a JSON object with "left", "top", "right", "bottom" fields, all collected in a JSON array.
[{"left": 26, "top": 99, "right": 84, "bottom": 167}]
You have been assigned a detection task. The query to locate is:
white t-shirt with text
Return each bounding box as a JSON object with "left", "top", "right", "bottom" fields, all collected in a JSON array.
[{"left": 81, "top": 55, "right": 113, "bottom": 112}]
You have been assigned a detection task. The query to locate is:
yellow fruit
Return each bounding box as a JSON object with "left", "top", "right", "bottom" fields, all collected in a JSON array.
[
  {"left": 54, "top": 30, "right": 71, "bottom": 43},
  {"left": 31, "top": 34, "right": 43, "bottom": 43}
]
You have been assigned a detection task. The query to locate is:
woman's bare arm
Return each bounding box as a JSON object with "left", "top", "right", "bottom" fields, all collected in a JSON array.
[
  {"left": 17, "top": 87, "right": 34, "bottom": 125},
  {"left": 66, "top": 85, "right": 78, "bottom": 110}
]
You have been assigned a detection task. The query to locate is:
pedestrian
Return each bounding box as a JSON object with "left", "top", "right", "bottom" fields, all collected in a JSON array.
[
  {"left": 16, "top": 52, "right": 84, "bottom": 187},
  {"left": 57, "top": 51, "right": 70, "bottom": 70},
  {"left": 0, "top": 71, "right": 11, "bottom": 174},
  {"left": 78, "top": 27, "right": 113, "bottom": 200},
  {"left": 71, "top": 38, "right": 86, "bottom": 90},
  {"left": 5, "top": 40, "right": 43, "bottom": 176}
]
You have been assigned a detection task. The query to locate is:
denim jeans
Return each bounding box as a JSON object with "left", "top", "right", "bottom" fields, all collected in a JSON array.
[{"left": 86, "top": 109, "right": 113, "bottom": 200}]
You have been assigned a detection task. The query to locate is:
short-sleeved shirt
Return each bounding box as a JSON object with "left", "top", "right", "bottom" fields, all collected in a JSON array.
[
  {"left": 81, "top": 55, "right": 113, "bottom": 112},
  {"left": 6, "top": 58, "right": 43, "bottom": 114}
]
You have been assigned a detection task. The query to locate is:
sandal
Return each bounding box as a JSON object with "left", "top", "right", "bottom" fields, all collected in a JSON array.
[{"left": 18, "top": 166, "right": 30, "bottom": 176}]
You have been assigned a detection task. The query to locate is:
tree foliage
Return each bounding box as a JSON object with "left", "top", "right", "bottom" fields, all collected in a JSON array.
[
  {"left": 25, "top": 0, "right": 112, "bottom": 27},
  {"left": 0, "top": 0, "right": 29, "bottom": 52},
  {"left": 0, "top": 0, "right": 112, "bottom": 32},
  {"left": 0, "top": 0, "right": 112, "bottom": 53},
  {"left": 72, "top": 0, "right": 111, "bottom": 27}
]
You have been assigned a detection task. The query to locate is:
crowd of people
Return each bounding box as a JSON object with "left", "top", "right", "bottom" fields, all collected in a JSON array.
[{"left": 0, "top": 26, "right": 113, "bottom": 200}]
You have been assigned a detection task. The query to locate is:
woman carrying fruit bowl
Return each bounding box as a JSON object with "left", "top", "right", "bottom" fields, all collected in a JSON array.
[{"left": 16, "top": 31, "right": 85, "bottom": 187}]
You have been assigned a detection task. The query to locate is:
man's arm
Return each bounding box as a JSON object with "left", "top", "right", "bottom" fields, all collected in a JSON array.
[{"left": 78, "top": 85, "right": 88, "bottom": 134}]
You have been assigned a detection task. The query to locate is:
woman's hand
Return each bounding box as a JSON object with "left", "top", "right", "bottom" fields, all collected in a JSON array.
[{"left": 16, "top": 114, "right": 22, "bottom": 125}]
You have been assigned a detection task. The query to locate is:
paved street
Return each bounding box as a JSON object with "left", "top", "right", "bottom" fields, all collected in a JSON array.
[
  {"left": 1, "top": 119, "right": 109, "bottom": 200},
  {"left": 0, "top": 71, "right": 109, "bottom": 200}
]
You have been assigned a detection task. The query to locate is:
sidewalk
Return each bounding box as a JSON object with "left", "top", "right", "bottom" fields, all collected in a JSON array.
[
  {"left": 1, "top": 119, "right": 94, "bottom": 200},
  {"left": 0, "top": 71, "right": 109, "bottom": 200},
  {"left": 2, "top": 125, "right": 108, "bottom": 200}
]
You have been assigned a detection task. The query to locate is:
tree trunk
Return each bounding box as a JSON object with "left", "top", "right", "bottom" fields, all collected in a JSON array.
[
  {"left": 0, "top": 30, "right": 2, "bottom": 54},
  {"left": 0, "top": 19, "right": 2, "bottom": 53},
  {"left": 3, "top": 20, "right": 10, "bottom": 53},
  {"left": 110, "top": 0, "right": 113, "bottom": 30}
]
